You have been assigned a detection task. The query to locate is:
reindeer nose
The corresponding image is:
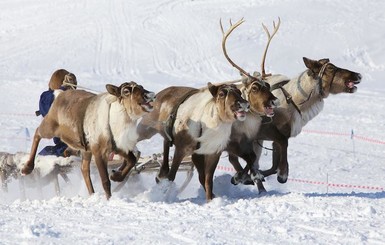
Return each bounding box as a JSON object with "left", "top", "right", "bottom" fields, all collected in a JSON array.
[
  {"left": 357, "top": 73, "right": 362, "bottom": 82},
  {"left": 272, "top": 98, "right": 279, "bottom": 107},
  {"left": 145, "top": 92, "right": 156, "bottom": 101},
  {"left": 238, "top": 101, "right": 250, "bottom": 112}
]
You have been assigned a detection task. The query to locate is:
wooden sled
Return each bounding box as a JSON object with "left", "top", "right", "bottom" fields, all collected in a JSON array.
[{"left": 0, "top": 151, "right": 194, "bottom": 199}]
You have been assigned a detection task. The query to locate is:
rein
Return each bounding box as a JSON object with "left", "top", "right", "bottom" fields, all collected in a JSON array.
[
  {"left": 62, "top": 81, "right": 100, "bottom": 93},
  {"left": 316, "top": 62, "right": 339, "bottom": 97},
  {"left": 256, "top": 140, "right": 273, "bottom": 151},
  {"left": 270, "top": 79, "right": 302, "bottom": 116}
]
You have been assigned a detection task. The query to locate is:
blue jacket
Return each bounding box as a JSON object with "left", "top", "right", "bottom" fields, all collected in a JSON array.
[
  {"left": 37, "top": 87, "right": 69, "bottom": 156},
  {"left": 38, "top": 89, "right": 55, "bottom": 117}
]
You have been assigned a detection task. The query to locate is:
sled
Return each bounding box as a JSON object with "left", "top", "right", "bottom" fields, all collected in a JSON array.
[
  {"left": 110, "top": 153, "right": 194, "bottom": 194},
  {"left": 0, "top": 151, "right": 194, "bottom": 199}
]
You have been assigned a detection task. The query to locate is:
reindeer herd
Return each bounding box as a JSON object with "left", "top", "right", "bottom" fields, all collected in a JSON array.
[{"left": 2, "top": 18, "right": 362, "bottom": 201}]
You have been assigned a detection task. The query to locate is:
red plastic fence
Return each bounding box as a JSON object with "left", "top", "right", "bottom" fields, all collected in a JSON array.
[{"left": 216, "top": 165, "right": 385, "bottom": 191}]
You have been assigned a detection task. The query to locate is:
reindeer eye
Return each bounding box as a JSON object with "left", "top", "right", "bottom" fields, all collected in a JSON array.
[
  {"left": 327, "top": 65, "right": 336, "bottom": 71},
  {"left": 251, "top": 85, "right": 259, "bottom": 91},
  {"left": 122, "top": 87, "right": 131, "bottom": 96},
  {"left": 218, "top": 91, "right": 226, "bottom": 98}
]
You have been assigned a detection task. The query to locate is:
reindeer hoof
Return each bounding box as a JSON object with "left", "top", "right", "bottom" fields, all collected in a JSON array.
[
  {"left": 110, "top": 171, "right": 125, "bottom": 182},
  {"left": 230, "top": 176, "right": 239, "bottom": 185},
  {"left": 231, "top": 172, "right": 254, "bottom": 185},
  {"left": 155, "top": 174, "right": 168, "bottom": 184},
  {"left": 277, "top": 175, "right": 288, "bottom": 183},
  {"left": 251, "top": 171, "right": 265, "bottom": 182},
  {"left": 21, "top": 163, "right": 34, "bottom": 175}
]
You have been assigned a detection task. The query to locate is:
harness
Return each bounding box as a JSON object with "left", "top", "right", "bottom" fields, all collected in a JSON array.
[
  {"left": 316, "top": 62, "right": 339, "bottom": 97},
  {"left": 269, "top": 62, "right": 340, "bottom": 118},
  {"left": 164, "top": 89, "right": 200, "bottom": 146},
  {"left": 270, "top": 79, "right": 302, "bottom": 116}
]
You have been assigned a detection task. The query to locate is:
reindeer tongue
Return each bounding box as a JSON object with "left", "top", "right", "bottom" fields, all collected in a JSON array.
[
  {"left": 346, "top": 81, "right": 355, "bottom": 89},
  {"left": 264, "top": 106, "right": 275, "bottom": 117},
  {"left": 235, "top": 110, "right": 246, "bottom": 121}
]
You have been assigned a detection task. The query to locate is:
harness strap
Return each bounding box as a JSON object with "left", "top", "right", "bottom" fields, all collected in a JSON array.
[
  {"left": 280, "top": 86, "right": 302, "bottom": 116},
  {"left": 270, "top": 79, "right": 302, "bottom": 116},
  {"left": 164, "top": 89, "right": 200, "bottom": 146}
]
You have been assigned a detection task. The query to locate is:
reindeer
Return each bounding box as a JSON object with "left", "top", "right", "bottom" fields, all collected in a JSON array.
[
  {"left": 229, "top": 58, "right": 362, "bottom": 188},
  {"left": 111, "top": 82, "right": 251, "bottom": 201},
  {"left": 21, "top": 82, "right": 155, "bottom": 199},
  {"left": 219, "top": 18, "right": 279, "bottom": 192}
]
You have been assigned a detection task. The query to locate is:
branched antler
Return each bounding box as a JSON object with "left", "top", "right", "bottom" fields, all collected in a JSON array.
[
  {"left": 220, "top": 18, "right": 262, "bottom": 84},
  {"left": 260, "top": 17, "right": 281, "bottom": 79}
]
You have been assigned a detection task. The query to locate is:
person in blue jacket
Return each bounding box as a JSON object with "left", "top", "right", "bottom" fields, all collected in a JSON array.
[{"left": 36, "top": 69, "right": 78, "bottom": 157}]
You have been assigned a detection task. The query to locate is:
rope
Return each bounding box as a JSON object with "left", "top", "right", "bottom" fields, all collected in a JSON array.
[{"left": 62, "top": 81, "right": 100, "bottom": 94}]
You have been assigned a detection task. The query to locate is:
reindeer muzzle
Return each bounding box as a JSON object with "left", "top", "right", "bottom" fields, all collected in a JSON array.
[
  {"left": 235, "top": 101, "right": 250, "bottom": 121},
  {"left": 141, "top": 91, "right": 156, "bottom": 112}
]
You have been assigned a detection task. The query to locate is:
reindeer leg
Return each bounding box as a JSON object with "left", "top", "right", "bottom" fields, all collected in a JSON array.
[
  {"left": 192, "top": 154, "right": 205, "bottom": 187},
  {"left": 110, "top": 151, "right": 137, "bottom": 182},
  {"left": 167, "top": 146, "right": 186, "bottom": 182},
  {"left": 0, "top": 170, "right": 8, "bottom": 192},
  {"left": 229, "top": 153, "right": 246, "bottom": 185},
  {"left": 275, "top": 139, "right": 289, "bottom": 183},
  {"left": 81, "top": 152, "right": 94, "bottom": 196},
  {"left": 158, "top": 139, "right": 171, "bottom": 180},
  {"left": 228, "top": 153, "right": 255, "bottom": 186},
  {"left": 110, "top": 160, "right": 127, "bottom": 182},
  {"left": 203, "top": 153, "right": 221, "bottom": 201},
  {"left": 93, "top": 152, "right": 111, "bottom": 200},
  {"left": 21, "top": 128, "right": 42, "bottom": 175}
]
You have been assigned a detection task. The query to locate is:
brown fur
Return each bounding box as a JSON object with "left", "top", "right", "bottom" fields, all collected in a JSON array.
[
  {"left": 48, "top": 69, "right": 77, "bottom": 90},
  {"left": 229, "top": 57, "right": 362, "bottom": 190},
  {"left": 21, "top": 82, "right": 155, "bottom": 199}
]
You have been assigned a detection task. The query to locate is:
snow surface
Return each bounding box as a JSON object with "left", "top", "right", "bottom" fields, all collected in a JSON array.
[{"left": 1, "top": 0, "right": 385, "bottom": 244}]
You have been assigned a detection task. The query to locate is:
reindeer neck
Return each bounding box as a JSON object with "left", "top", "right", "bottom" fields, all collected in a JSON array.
[
  {"left": 284, "top": 70, "right": 323, "bottom": 111},
  {"left": 108, "top": 99, "right": 139, "bottom": 153}
]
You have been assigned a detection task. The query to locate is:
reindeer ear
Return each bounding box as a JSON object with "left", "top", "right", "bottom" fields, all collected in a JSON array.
[
  {"left": 207, "top": 82, "right": 219, "bottom": 97},
  {"left": 318, "top": 58, "right": 330, "bottom": 65},
  {"left": 303, "top": 57, "right": 324, "bottom": 73},
  {"left": 303, "top": 57, "right": 316, "bottom": 68},
  {"left": 106, "top": 84, "right": 120, "bottom": 97}
]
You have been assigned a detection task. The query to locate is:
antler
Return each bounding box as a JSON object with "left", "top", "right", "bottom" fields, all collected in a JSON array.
[
  {"left": 220, "top": 18, "right": 261, "bottom": 83},
  {"left": 260, "top": 17, "right": 281, "bottom": 79}
]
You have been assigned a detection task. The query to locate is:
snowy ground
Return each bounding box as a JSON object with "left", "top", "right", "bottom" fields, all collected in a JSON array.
[{"left": 1, "top": 0, "right": 385, "bottom": 244}]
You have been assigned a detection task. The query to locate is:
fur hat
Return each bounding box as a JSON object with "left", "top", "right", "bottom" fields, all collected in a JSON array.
[{"left": 48, "top": 69, "right": 77, "bottom": 90}]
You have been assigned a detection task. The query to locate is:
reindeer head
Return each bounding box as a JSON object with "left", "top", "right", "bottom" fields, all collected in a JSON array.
[
  {"left": 242, "top": 78, "right": 277, "bottom": 117},
  {"left": 303, "top": 57, "right": 362, "bottom": 97},
  {"left": 208, "top": 82, "right": 249, "bottom": 122},
  {"left": 106, "top": 81, "right": 155, "bottom": 118}
]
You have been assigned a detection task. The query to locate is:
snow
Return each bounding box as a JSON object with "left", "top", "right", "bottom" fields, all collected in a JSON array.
[{"left": 1, "top": 0, "right": 385, "bottom": 244}]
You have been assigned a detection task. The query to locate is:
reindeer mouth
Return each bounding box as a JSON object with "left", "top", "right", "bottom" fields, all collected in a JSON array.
[
  {"left": 345, "top": 80, "right": 360, "bottom": 93},
  {"left": 235, "top": 109, "right": 247, "bottom": 121},
  {"left": 264, "top": 106, "right": 275, "bottom": 117},
  {"left": 141, "top": 100, "right": 154, "bottom": 112}
]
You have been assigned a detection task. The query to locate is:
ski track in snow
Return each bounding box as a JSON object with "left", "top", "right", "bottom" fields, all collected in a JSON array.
[{"left": 1, "top": 0, "right": 385, "bottom": 244}]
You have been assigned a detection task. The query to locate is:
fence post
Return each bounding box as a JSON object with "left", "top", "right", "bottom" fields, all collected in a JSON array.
[{"left": 351, "top": 129, "right": 356, "bottom": 158}]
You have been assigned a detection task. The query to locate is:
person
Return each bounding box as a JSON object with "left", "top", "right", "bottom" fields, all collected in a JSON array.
[{"left": 36, "top": 69, "right": 78, "bottom": 157}]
